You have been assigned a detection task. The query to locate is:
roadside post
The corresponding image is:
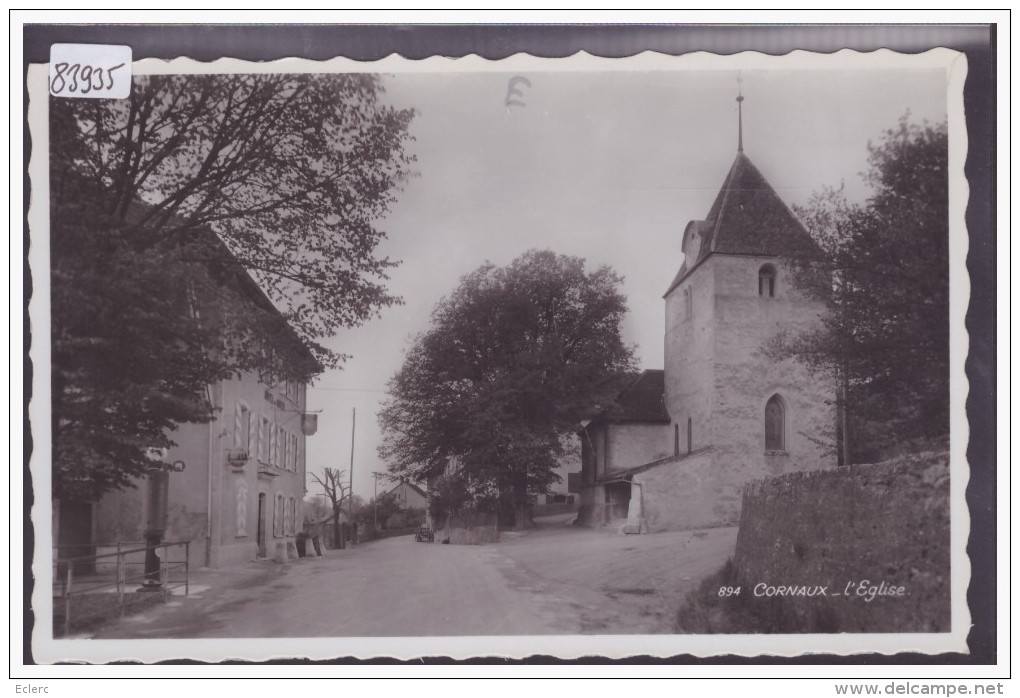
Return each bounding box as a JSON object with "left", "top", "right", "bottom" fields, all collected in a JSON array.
[{"left": 139, "top": 468, "right": 169, "bottom": 591}]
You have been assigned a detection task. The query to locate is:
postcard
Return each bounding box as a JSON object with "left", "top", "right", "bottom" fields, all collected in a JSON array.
[{"left": 25, "top": 38, "right": 976, "bottom": 665}]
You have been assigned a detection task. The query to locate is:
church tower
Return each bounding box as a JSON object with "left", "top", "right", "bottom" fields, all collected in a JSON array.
[{"left": 658, "top": 89, "right": 836, "bottom": 528}]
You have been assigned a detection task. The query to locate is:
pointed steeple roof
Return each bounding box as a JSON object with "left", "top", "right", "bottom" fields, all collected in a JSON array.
[{"left": 664, "top": 151, "right": 819, "bottom": 296}]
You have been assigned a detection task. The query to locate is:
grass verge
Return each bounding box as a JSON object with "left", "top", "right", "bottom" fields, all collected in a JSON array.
[{"left": 53, "top": 591, "right": 165, "bottom": 637}]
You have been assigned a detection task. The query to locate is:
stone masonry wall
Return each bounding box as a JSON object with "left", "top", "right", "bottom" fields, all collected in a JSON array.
[
  {"left": 633, "top": 448, "right": 724, "bottom": 532},
  {"left": 664, "top": 262, "right": 715, "bottom": 452},
  {"left": 711, "top": 255, "right": 835, "bottom": 479},
  {"left": 658, "top": 255, "right": 836, "bottom": 535},
  {"left": 732, "top": 451, "right": 950, "bottom": 632}
]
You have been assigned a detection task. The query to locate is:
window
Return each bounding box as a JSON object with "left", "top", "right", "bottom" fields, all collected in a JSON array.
[
  {"left": 765, "top": 395, "right": 786, "bottom": 451},
  {"left": 274, "top": 493, "right": 285, "bottom": 537},
  {"left": 233, "top": 402, "right": 251, "bottom": 449},
  {"left": 687, "top": 418, "right": 693, "bottom": 454},
  {"left": 683, "top": 286, "right": 693, "bottom": 319},
  {"left": 249, "top": 411, "right": 258, "bottom": 455},
  {"left": 289, "top": 496, "right": 297, "bottom": 535},
  {"left": 759, "top": 264, "right": 776, "bottom": 298},
  {"left": 255, "top": 415, "right": 267, "bottom": 462},
  {"left": 235, "top": 480, "right": 248, "bottom": 537},
  {"left": 674, "top": 424, "right": 680, "bottom": 456}
]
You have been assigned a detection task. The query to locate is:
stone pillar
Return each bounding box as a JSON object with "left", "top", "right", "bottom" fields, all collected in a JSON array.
[
  {"left": 273, "top": 540, "right": 288, "bottom": 563},
  {"left": 622, "top": 482, "right": 646, "bottom": 535}
]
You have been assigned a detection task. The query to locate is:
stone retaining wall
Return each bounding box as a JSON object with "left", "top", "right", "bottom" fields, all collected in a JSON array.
[
  {"left": 732, "top": 451, "right": 951, "bottom": 632},
  {"left": 633, "top": 448, "right": 735, "bottom": 531}
]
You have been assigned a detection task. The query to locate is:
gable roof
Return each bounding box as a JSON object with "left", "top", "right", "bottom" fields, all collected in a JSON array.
[
  {"left": 665, "top": 152, "right": 819, "bottom": 296},
  {"left": 386, "top": 479, "right": 428, "bottom": 500},
  {"left": 588, "top": 369, "right": 670, "bottom": 426},
  {"left": 121, "top": 198, "right": 323, "bottom": 373}
]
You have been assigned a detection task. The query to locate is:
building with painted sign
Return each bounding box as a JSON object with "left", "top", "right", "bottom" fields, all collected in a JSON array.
[{"left": 56, "top": 232, "right": 321, "bottom": 569}]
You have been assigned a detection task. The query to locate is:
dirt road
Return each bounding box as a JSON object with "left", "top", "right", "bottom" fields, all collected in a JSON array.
[
  {"left": 92, "top": 522, "right": 736, "bottom": 638},
  {"left": 498, "top": 520, "right": 738, "bottom": 633}
]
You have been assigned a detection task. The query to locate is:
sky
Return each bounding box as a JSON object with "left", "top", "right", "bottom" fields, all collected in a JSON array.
[{"left": 303, "top": 61, "right": 950, "bottom": 501}]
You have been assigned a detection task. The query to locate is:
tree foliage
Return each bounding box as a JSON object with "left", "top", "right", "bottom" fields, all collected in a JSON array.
[
  {"left": 378, "top": 250, "right": 635, "bottom": 527},
  {"left": 50, "top": 73, "right": 415, "bottom": 500},
  {"left": 769, "top": 117, "right": 949, "bottom": 460},
  {"left": 426, "top": 473, "right": 474, "bottom": 524}
]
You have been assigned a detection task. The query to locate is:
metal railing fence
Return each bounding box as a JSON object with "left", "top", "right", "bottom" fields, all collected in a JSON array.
[{"left": 52, "top": 540, "right": 190, "bottom": 636}]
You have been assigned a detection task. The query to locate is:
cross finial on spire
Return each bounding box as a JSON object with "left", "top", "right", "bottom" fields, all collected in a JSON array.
[{"left": 736, "top": 73, "right": 744, "bottom": 153}]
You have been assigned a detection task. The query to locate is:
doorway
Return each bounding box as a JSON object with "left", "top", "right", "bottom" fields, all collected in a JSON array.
[
  {"left": 603, "top": 482, "right": 631, "bottom": 523},
  {"left": 257, "top": 493, "right": 267, "bottom": 558}
]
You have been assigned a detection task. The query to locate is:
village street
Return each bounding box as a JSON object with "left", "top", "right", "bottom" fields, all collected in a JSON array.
[{"left": 90, "top": 520, "right": 737, "bottom": 638}]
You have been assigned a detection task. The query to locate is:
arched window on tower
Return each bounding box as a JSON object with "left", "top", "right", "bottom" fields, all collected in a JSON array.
[
  {"left": 759, "top": 264, "right": 776, "bottom": 298},
  {"left": 687, "top": 417, "right": 693, "bottom": 454},
  {"left": 674, "top": 424, "right": 680, "bottom": 456},
  {"left": 765, "top": 395, "right": 785, "bottom": 451}
]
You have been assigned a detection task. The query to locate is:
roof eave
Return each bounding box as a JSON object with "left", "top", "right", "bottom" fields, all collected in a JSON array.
[{"left": 663, "top": 251, "right": 710, "bottom": 298}]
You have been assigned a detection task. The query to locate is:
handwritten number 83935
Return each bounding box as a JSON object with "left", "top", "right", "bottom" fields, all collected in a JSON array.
[{"left": 50, "top": 62, "right": 125, "bottom": 97}]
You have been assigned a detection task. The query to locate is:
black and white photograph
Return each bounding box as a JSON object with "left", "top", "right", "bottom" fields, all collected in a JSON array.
[{"left": 20, "top": 25, "right": 995, "bottom": 672}]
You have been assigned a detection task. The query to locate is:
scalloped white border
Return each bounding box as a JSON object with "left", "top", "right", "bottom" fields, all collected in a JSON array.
[{"left": 26, "top": 47, "right": 971, "bottom": 665}]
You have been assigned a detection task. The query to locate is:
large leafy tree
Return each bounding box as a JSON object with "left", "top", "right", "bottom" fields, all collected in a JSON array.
[
  {"left": 50, "top": 73, "right": 415, "bottom": 500},
  {"left": 378, "top": 250, "right": 635, "bottom": 528},
  {"left": 768, "top": 117, "right": 949, "bottom": 462}
]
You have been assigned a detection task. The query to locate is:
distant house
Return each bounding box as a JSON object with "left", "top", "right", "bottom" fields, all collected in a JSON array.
[
  {"left": 55, "top": 224, "right": 322, "bottom": 568},
  {"left": 541, "top": 453, "right": 579, "bottom": 509},
  {"left": 385, "top": 479, "right": 428, "bottom": 512},
  {"left": 374, "top": 479, "right": 426, "bottom": 531}
]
